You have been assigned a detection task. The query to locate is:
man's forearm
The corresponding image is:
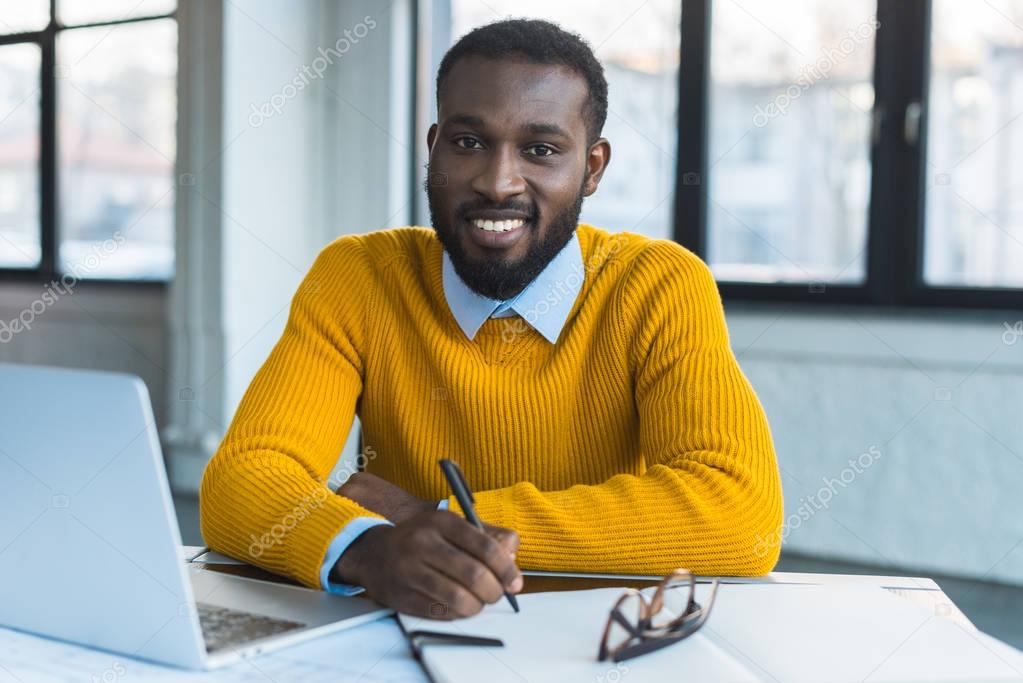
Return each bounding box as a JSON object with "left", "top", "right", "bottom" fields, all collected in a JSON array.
[
  {"left": 444, "top": 459, "right": 782, "bottom": 577},
  {"left": 199, "top": 238, "right": 378, "bottom": 589}
]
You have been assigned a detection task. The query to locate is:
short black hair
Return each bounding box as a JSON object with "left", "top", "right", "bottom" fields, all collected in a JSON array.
[{"left": 436, "top": 18, "right": 609, "bottom": 144}]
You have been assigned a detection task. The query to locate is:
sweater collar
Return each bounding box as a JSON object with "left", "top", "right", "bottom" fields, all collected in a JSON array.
[{"left": 441, "top": 231, "right": 584, "bottom": 344}]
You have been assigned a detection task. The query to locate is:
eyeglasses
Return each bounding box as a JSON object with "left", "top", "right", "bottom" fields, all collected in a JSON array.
[
  {"left": 597, "top": 569, "right": 719, "bottom": 663},
  {"left": 405, "top": 629, "right": 503, "bottom": 661}
]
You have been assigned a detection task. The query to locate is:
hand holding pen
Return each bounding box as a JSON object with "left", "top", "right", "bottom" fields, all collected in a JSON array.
[
  {"left": 440, "top": 459, "right": 521, "bottom": 613},
  {"left": 332, "top": 465, "right": 522, "bottom": 619}
]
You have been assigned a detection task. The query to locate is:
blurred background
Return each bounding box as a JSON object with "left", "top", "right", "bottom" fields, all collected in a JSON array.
[{"left": 0, "top": 0, "right": 1020, "bottom": 647}]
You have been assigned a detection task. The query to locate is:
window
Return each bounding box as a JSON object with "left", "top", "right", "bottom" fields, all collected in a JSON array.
[
  {"left": 423, "top": 0, "right": 1023, "bottom": 309},
  {"left": 924, "top": 0, "right": 1023, "bottom": 288},
  {"left": 0, "top": 43, "right": 41, "bottom": 268},
  {"left": 678, "top": 0, "right": 1023, "bottom": 307},
  {"left": 707, "top": 0, "right": 876, "bottom": 285},
  {"left": 0, "top": 1, "right": 176, "bottom": 283}
]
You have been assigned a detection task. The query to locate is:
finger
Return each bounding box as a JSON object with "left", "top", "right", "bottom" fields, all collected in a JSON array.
[
  {"left": 423, "top": 540, "right": 505, "bottom": 605},
  {"left": 413, "top": 564, "right": 485, "bottom": 618},
  {"left": 409, "top": 588, "right": 462, "bottom": 617},
  {"left": 372, "top": 583, "right": 458, "bottom": 620},
  {"left": 482, "top": 523, "right": 520, "bottom": 556},
  {"left": 439, "top": 515, "right": 522, "bottom": 592}
]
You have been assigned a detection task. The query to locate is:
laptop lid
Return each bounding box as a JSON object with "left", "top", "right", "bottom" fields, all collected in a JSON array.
[{"left": 0, "top": 363, "right": 206, "bottom": 669}]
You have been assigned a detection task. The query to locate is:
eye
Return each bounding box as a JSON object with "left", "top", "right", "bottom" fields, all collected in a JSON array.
[
  {"left": 525, "top": 144, "right": 557, "bottom": 157},
  {"left": 453, "top": 136, "right": 483, "bottom": 150}
]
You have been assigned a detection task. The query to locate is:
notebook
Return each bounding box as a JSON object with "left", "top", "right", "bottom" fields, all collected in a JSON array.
[{"left": 398, "top": 583, "right": 1023, "bottom": 682}]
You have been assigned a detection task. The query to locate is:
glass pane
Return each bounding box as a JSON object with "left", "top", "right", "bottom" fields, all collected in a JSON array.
[
  {"left": 924, "top": 0, "right": 1023, "bottom": 288},
  {"left": 58, "top": 0, "right": 175, "bottom": 26},
  {"left": 57, "top": 19, "right": 176, "bottom": 280},
  {"left": 0, "top": 43, "right": 41, "bottom": 269},
  {"left": 0, "top": 0, "right": 49, "bottom": 33},
  {"left": 707, "top": 1, "right": 877, "bottom": 284},
  {"left": 446, "top": 1, "right": 681, "bottom": 240}
]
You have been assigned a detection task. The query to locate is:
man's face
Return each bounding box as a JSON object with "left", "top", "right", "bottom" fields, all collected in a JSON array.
[{"left": 426, "top": 56, "right": 610, "bottom": 301}]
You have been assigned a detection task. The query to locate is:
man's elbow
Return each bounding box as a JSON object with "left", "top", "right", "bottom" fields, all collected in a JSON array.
[
  {"left": 744, "top": 518, "right": 782, "bottom": 576},
  {"left": 197, "top": 446, "right": 238, "bottom": 555},
  {"left": 730, "top": 483, "right": 784, "bottom": 576},
  {"left": 695, "top": 475, "right": 784, "bottom": 577}
]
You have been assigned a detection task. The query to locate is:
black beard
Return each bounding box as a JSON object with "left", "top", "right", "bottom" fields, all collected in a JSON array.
[{"left": 426, "top": 170, "right": 585, "bottom": 301}]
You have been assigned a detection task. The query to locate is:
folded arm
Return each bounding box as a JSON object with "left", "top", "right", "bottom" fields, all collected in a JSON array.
[
  {"left": 446, "top": 242, "right": 784, "bottom": 576},
  {"left": 199, "top": 239, "right": 385, "bottom": 589},
  {"left": 199, "top": 238, "right": 522, "bottom": 614}
]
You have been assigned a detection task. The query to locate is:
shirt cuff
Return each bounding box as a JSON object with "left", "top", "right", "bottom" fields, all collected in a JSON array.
[
  {"left": 320, "top": 516, "right": 394, "bottom": 595},
  {"left": 437, "top": 499, "right": 449, "bottom": 510}
]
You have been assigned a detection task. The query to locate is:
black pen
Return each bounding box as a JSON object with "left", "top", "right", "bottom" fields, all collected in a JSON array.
[{"left": 438, "top": 459, "right": 520, "bottom": 613}]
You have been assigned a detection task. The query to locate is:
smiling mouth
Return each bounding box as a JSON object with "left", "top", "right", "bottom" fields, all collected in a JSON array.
[
  {"left": 470, "top": 218, "right": 527, "bottom": 233},
  {"left": 460, "top": 214, "right": 533, "bottom": 250}
]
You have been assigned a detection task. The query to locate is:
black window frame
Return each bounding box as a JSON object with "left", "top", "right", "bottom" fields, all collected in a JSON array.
[
  {"left": 0, "top": 0, "right": 177, "bottom": 287},
  {"left": 676, "top": 0, "right": 1023, "bottom": 310}
]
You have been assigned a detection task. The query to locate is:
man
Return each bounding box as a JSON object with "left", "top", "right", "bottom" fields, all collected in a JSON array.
[{"left": 200, "top": 19, "right": 783, "bottom": 619}]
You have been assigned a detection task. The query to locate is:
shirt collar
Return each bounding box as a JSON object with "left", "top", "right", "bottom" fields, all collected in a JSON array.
[{"left": 441, "top": 231, "right": 584, "bottom": 344}]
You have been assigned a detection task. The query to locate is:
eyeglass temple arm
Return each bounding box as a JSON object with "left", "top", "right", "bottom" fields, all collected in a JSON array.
[
  {"left": 611, "top": 625, "right": 704, "bottom": 663},
  {"left": 407, "top": 630, "right": 504, "bottom": 659}
]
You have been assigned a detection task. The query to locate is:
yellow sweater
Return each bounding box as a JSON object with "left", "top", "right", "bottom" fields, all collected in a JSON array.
[{"left": 200, "top": 224, "right": 783, "bottom": 589}]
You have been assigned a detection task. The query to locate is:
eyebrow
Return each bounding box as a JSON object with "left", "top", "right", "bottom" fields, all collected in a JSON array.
[
  {"left": 448, "top": 113, "right": 485, "bottom": 128},
  {"left": 523, "top": 121, "right": 571, "bottom": 138},
  {"left": 446, "top": 114, "right": 572, "bottom": 139}
]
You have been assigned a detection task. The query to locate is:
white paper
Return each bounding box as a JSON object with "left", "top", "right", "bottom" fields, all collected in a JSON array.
[
  {"left": 398, "top": 586, "right": 759, "bottom": 683},
  {"left": 399, "top": 584, "right": 1023, "bottom": 683},
  {"left": 694, "top": 584, "right": 1023, "bottom": 682}
]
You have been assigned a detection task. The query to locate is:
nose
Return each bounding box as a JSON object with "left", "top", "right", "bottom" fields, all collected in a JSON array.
[{"left": 470, "top": 145, "right": 527, "bottom": 204}]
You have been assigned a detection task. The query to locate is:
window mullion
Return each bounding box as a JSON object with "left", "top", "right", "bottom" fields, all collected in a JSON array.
[
  {"left": 893, "top": 0, "right": 929, "bottom": 306},
  {"left": 39, "top": 26, "right": 56, "bottom": 281},
  {"left": 673, "top": 0, "right": 710, "bottom": 256},
  {"left": 864, "top": 0, "right": 924, "bottom": 306},
  {"left": 865, "top": 1, "right": 899, "bottom": 305}
]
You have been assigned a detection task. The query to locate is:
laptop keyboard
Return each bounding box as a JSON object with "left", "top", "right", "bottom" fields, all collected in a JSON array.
[{"left": 197, "top": 602, "right": 306, "bottom": 653}]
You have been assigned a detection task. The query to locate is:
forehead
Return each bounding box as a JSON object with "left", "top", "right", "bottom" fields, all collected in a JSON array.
[{"left": 439, "top": 56, "right": 589, "bottom": 135}]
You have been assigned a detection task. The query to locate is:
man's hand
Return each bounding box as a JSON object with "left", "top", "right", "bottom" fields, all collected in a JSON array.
[
  {"left": 336, "top": 472, "right": 436, "bottom": 524},
  {"left": 331, "top": 509, "right": 523, "bottom": 619}
]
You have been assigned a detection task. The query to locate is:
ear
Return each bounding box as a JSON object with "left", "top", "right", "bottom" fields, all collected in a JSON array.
[
  {"left": 582, "top": 138, "right": 611, "bottom": 197},
  {"left": 427, "top": 123, "right": 438, "bottom": 153}
]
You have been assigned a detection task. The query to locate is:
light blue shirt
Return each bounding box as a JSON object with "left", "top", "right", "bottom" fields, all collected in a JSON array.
[
  {"left": 441, "top": 231, "right": 584, "bottom": 344},
  {"left": 321, "top": 231, "right": 585, "bottom": 593}
]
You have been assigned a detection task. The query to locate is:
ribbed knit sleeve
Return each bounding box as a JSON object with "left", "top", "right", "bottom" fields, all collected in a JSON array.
[
  {"left": 448, "top": 240, "right": 784, "bottom": 576},
  {"left": 199, "top": 236, "right": 385, "bottom": 589}
]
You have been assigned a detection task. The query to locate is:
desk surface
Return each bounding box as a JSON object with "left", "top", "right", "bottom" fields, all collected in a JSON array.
[
  {"left": 183, "top": 545, "right": 975, "bottom": 631},
  {"left": 0, "top": 547, "right": 979, "bottom": 683}
]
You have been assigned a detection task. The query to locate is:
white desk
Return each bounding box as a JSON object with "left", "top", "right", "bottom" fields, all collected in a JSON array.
[{"left": 0, "top": 546, "right": 976, "bottom": 682}]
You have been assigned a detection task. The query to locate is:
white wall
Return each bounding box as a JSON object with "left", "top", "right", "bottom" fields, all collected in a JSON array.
[
  {"left": 0, "top": 285, "right": 168, "bottom": 423},
  {"left": 728, "top": 306, "right": 1023, "bottom": 585},
  {"left": 166, "top": 0, "right": 414, "bottom": 491}
]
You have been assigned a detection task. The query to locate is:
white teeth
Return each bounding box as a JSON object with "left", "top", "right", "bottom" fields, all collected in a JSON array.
[{"left": 472, "top": 218, "right": 525, "bottom": 233}]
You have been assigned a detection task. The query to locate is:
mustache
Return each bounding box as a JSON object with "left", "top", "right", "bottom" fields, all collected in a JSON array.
[{"left": 455, "top": 200, "right": 537, "bottom": 221}]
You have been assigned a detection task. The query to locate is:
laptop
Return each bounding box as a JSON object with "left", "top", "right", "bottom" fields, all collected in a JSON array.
[{"left": 0, "top": 363, "right": 391, "bottom": 669}]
